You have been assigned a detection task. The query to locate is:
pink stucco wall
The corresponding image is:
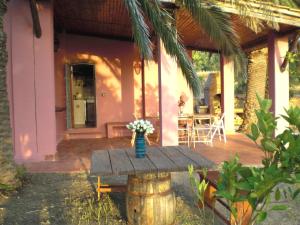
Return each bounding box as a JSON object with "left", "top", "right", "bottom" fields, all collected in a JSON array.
[
  {"left": 55, "top": 34, "right": 142, "bottom": 140},
  {"left": 268, "top": 33, "right": 289, "bottom": 135},
  {"left": 143, "top": 57, "right": 193, "bottom": 119},
  {"left": 5, "top": 0, "right": 56, "bottom": 163},
  {"left": 4, "top": 0, "right": 194, "bottom": 163}
]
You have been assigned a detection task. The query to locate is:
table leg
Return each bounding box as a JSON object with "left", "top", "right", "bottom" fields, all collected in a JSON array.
[
  {"left": 96, "top": 176, "right": 127, "bottom": 201},
  {"left": 97, "top": 176, "right": 101, "bottom": 201},
  {"left": 126, "top": 172, "right": 175, "bottom": 225}
]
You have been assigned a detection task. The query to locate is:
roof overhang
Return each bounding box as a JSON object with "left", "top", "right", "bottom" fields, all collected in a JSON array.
[
  {"left": 215, "top": 0, "right": 300, "bottom": 27},
  {"left": 53, "top": 0, "right": 300, "bottom": 52}
]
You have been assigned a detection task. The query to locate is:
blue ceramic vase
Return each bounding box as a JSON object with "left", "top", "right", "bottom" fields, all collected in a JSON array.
[{"left": 135, "top": 132, "right": 146, "bottom": 158}]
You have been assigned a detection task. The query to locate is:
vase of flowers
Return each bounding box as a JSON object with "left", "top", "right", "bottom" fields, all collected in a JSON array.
[{"left": 127, "top": 120, "right": 154, "bottom": 158}]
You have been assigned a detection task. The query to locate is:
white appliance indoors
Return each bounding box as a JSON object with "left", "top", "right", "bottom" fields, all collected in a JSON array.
[{"left": 73, "top": 99, "right": 86, "bottom": 125}]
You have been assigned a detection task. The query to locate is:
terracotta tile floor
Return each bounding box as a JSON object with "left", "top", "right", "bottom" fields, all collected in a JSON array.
[{"left": 25, "top": 133, "right": 264, "bottom": 173}]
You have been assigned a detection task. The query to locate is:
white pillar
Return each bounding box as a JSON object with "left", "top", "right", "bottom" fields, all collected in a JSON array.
[
  {"left": 221, "top": 56, "right": 235, "bottom": 133},
  {"left": 268, "top": 32, "right": 289, "bottom": 135},
  {"left": 158, "top": 40, "right": 178, "bottom": 146}
]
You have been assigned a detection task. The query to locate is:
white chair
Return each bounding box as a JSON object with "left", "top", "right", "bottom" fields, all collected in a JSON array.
[
  {"left": 208, "top": 113, "right": 226, "bottom": 144},
  {"left": 192, "top": 113, "right": 226, "bottom": 147},
  {"left": 178, "top": 117, "right": 192, "bottom": 146},
  {"left": 192, "top": 117, "right": 212, "bottom": 147}
]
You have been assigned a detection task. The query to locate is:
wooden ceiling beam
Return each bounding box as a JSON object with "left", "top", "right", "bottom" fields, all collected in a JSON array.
[
  {"left": 242, "top": 28, "right": 298, "bottom": 52},
  {"left": 65, "top": 31, "right": 134, "bottom": 43},
  {"left": 242, "top": 36, "right": 268, "bottom": 52},
  {"left": 29, "top": 0, "right": 42, "bottom": 38},
  {"left": 186, "top": 45, "right": 219, "bottom": 53}
]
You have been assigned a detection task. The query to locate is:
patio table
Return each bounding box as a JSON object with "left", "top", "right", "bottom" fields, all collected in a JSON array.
[
  {"left": 91, "top": 146, "right": 215, "bottom": 225},
  {"left": 178, "top": 113, "right": 213, "bottom": 125}
]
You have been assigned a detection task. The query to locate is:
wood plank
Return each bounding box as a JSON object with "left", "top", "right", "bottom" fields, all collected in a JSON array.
[
  {"left": 161, "top": 146, "right": 199, "bottom": 171},
  {"left": 90, "top": 150, "right": 112, "bottom": 176},
  {"left": 175, "top": 146, "right": 215, "bottom": 169},
  {"left": 109, "top": 149, "right": 134, "bottom": 175},
  {"left": 146, "top": 147, "right": 177, "bottom": 172},
  {"left": 125, "top": 149, "right": 157, "bottom": 174},
  {"left": 29, "top": 0, "right": 42, "bottom": 38}
]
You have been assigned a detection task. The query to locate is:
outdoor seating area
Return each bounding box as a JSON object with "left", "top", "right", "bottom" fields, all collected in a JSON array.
[
  {"left": 178, "top": 113, "right": 226, "bottom": 147},
  {"left": 25, "top": 133, "right": 263, "bottom": 173},
  {"left": 1, "top": 0, "right": 300, "bottom": 224}
]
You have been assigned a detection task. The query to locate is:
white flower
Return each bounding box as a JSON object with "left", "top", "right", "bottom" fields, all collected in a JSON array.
[{"left": 126, "top": 119, "right": 154, "bottom": 134}]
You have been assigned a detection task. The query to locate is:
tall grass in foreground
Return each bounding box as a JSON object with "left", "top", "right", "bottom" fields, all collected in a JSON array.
[{"left": 64, "top": 194, "right": 126, "bottom": 225}]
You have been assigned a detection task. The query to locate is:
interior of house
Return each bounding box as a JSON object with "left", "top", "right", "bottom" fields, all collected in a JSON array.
[{"left": 71, "top": 63, "right": 96, "bottom": 128}]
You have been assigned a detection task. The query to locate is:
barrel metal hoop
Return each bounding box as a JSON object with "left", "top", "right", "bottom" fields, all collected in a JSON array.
[{"left": 128, "top": 174, "right": 171, "bottom": 184}]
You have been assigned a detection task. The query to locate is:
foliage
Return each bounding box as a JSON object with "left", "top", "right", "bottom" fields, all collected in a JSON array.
[
  {"left": 216, "top": 95, "right": 300, "bottom": 225},
  {"left": 188, "top": 165, "right": 215, "bottom": 225},
  {"left": 178, "top": 0, "right": 247, "bottom": 75},
  {"left": 188, "top": 165, "right": 209, "bottom": 207},
  {"left": 0, "top": 165, "right": 27, "bottom": 192},
  {"left": 125, "top": 0, "right": 251, "bottom": 96},
  {"left": 125, "top": 0, "right": 201, "bottom": 95},
  {"left": 287, "top": 51, "right": 300, "bottom": 97},
  {"left": 227, "top": 0, "right": 300, "bottom": 32},
  {"left": 192, "top": 51, "right": 220, "bottom": 72},
  {"left": 64, "top": 195, "right": 121, "bottom": 225}
]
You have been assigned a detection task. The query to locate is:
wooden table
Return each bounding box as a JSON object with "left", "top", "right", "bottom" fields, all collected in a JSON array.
[{"left": 91, "top": 146, "right": 215, "bottom": 225}]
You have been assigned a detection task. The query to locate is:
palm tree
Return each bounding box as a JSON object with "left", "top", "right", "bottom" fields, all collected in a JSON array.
[
  {"left": 124, "top": 0, "right": 246, "bottom": 96},
  {"left": 0, "top": 0, "right": 19, "bottom": 189},
  {"left": 236, "top": 1, "right": 300, "bottom": 132},
  {"left": 240, "top": 48, "right": 268, "bottom": 132}
]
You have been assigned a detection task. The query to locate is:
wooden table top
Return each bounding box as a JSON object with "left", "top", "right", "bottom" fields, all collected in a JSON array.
[{"left": 90, "top": 146, "right": 215, "bottom": 176}]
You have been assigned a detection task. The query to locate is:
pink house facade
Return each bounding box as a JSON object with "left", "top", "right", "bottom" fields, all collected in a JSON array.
[{"left": 4, "top": 0, "right": 299, "bottom": 163}]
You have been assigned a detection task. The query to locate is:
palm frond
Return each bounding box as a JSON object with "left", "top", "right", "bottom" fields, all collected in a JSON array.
[
  {"left": 138, "top": 0, "right": 201, "bottom": 96},
  {"left": 123, "top": 0, "right": 152, "bottom": 59},
  {"left": 179, "top": 0, "right": 247, "bottom": 75},
  {"left": 226, "top": 0, "right": 300, "bottom": 31}
]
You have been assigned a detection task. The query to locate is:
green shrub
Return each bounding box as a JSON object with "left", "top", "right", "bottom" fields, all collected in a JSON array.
[{"left": 216, "top": 96, "right": 300, "bottom": 224}]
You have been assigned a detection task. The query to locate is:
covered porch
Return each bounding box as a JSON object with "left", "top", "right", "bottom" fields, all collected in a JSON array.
[
  {"left": 5, "top": 0, "right": 299, "bottom": 163},
  {"left": 25, "top": 133, "right": 264, "bottom": 173}
]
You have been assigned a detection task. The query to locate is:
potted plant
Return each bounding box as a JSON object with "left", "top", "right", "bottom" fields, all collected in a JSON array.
[
  {"left": 127, "top": 120, "right": 154, "bottom": 158},
  {"left": 178, "top": 95, "right": 186, "bottom": 115}
]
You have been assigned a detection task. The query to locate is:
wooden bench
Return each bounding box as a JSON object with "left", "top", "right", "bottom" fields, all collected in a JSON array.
[
  {"left": 198, "top": 171, "right": 252, "bottom": 225},
  {"left": 106, "top": 122, "right": 129, "bottom": 138}
]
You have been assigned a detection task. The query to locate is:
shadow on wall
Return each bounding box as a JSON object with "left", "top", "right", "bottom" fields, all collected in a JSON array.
[
  {"left": 54, "top": 35, "right": 142, "bottom": 139},
  {"left": 76, "top": 53, "right": 136, "bottom": 132}
]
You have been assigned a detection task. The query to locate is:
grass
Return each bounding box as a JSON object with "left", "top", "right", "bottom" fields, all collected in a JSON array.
[
  {"left": 0, "top": 173, "right": 299, "bottom": 225},
  {"left": 0, "top": 172, "right": 212, "bottom": 225}
]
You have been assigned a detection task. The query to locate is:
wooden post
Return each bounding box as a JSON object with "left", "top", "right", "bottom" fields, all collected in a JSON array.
[
  {"left": 97, "top": 176, "right": 101, "bottom": 200},
  {"left": 29, "top": 0, "right": 42, "bottom": 38},
  {"left": 231, "top": 201, "right": 252, "bottom": 225}
]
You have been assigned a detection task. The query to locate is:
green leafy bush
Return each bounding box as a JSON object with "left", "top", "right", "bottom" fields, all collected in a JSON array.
[
  {"left": 189, "top": 95, "right": 300, "bottom": 225},
  {"left": 217, "top": 96, "right": 300, "bottom": 224}
]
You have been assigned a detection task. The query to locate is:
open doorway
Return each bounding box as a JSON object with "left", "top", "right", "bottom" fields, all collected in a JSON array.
[{"left": 67, "top": 63, "right": 96, "bottom": 128}]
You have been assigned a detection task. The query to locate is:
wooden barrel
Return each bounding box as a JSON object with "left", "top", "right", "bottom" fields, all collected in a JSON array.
[{"left": 126, "top": 172, "right": 175, "bottom": 225}]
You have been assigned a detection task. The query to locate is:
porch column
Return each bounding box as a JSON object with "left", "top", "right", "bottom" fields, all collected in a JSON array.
[
  {"left": 268, "top": 32, "right": 289, "bottom": 135},
  {"left": 220, "top": 56, "right": 235, "bottom": 133},
  {"left": 9, "top": 0, "right": 56, "bottom": 162},
  {"left": 158, "top": 40, "right": 178, "bottom": 146}
]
